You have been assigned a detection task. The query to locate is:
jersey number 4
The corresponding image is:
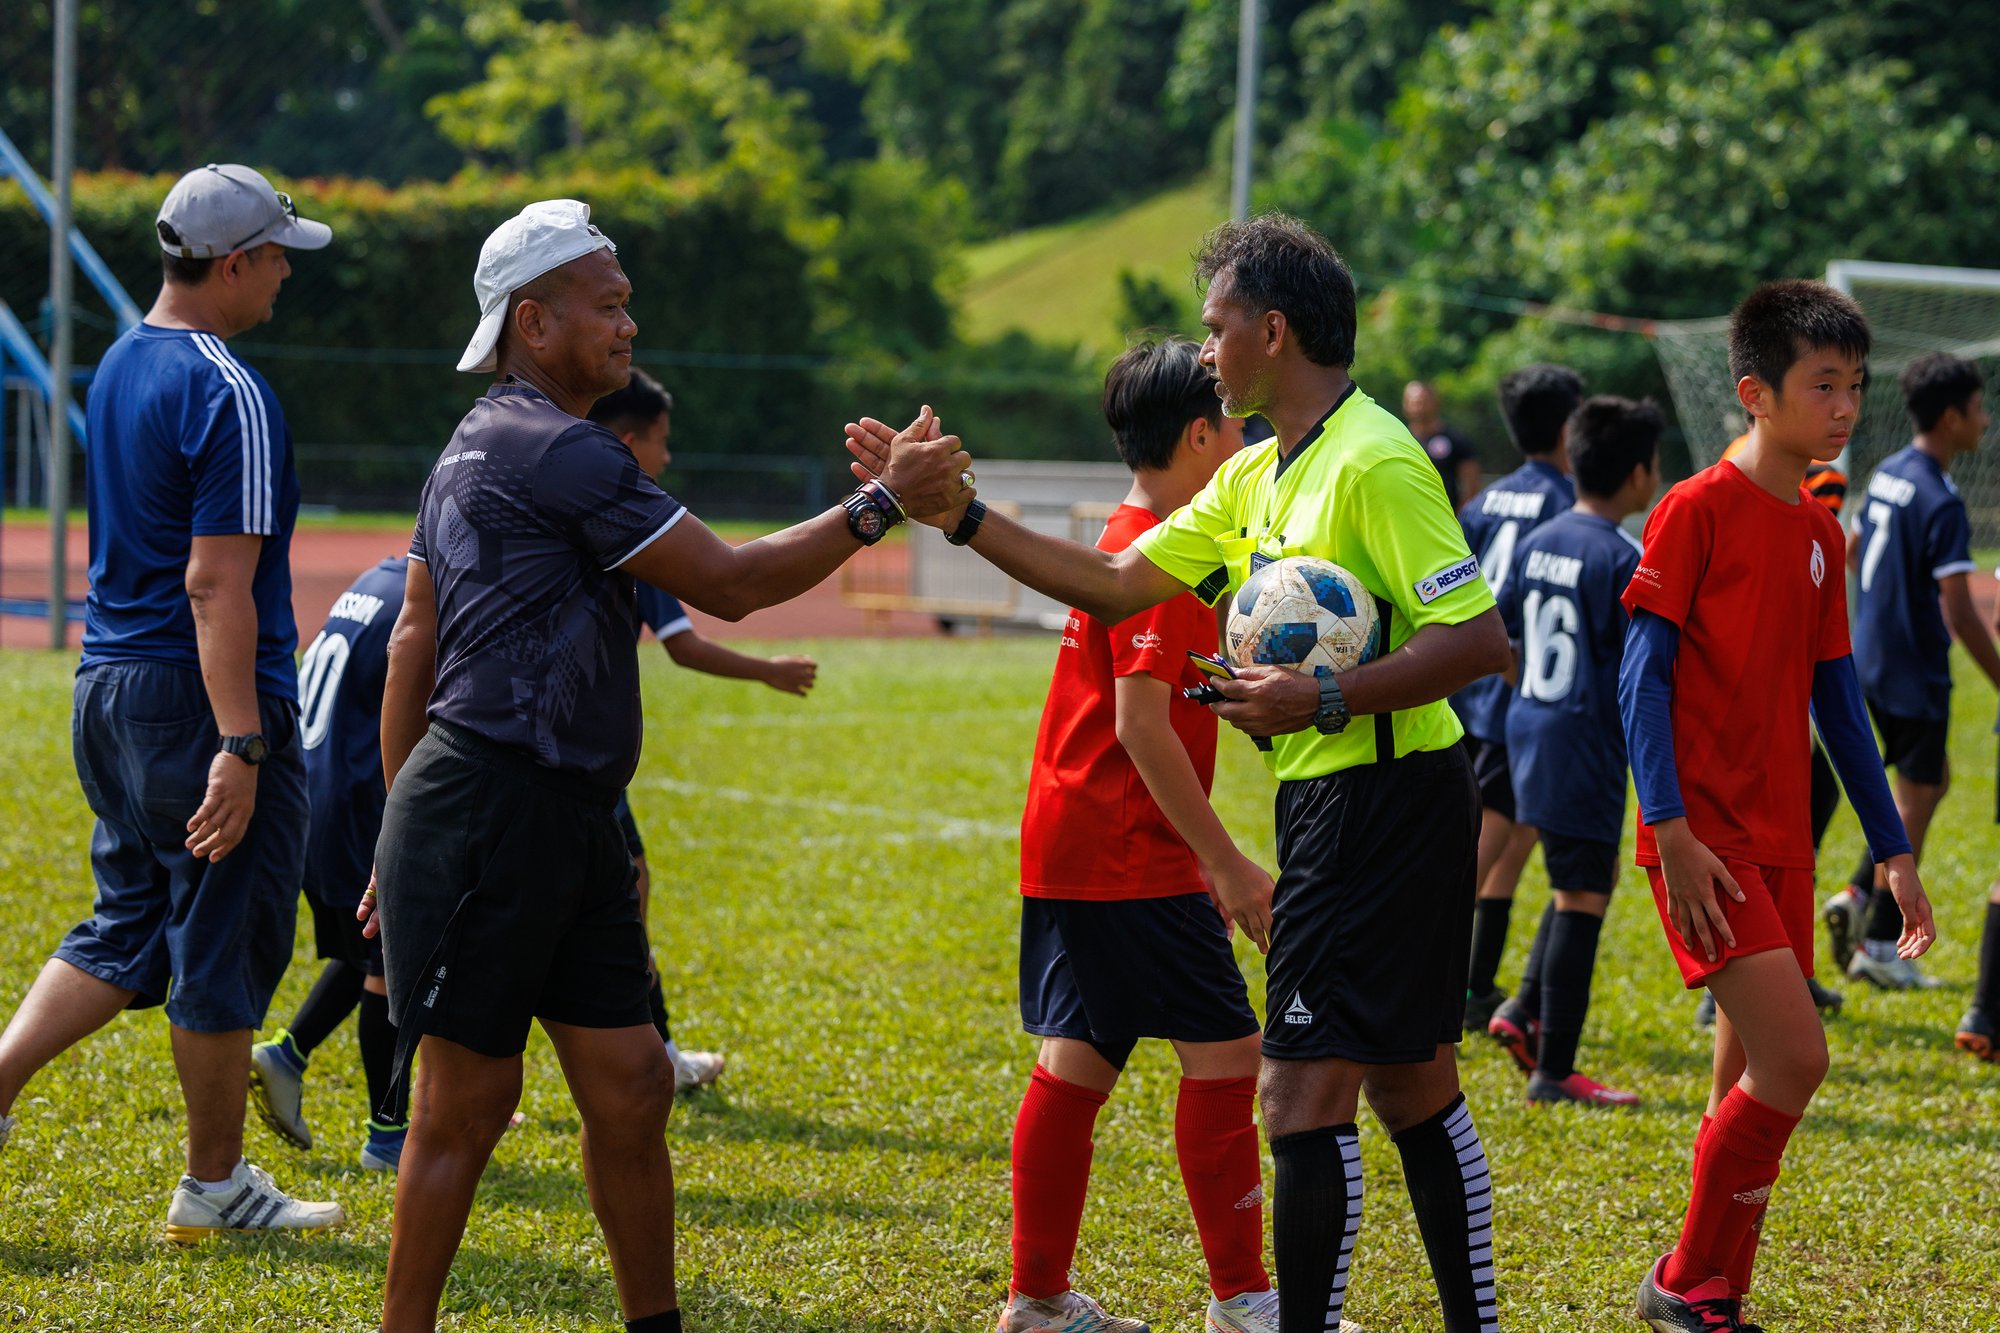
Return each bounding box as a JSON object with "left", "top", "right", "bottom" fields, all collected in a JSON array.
[
  {"left": 1519, "top": 589, "right": 1578, "bottom": 703},
  {"left": 297, "top": 630, "right": 351, "bottom": 751}
]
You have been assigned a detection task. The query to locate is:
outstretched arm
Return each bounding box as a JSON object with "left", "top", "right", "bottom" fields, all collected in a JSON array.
[
  {"left": 662, "top": 631, "right": 817, "bottom": 696},
  {"left": 1810, "top": 654, "right": 1933, "bottom": 958}
]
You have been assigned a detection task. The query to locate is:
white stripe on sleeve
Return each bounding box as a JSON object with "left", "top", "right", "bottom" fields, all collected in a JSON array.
[
  {"left": 190, "top": 333, "right": 273, "bottom": 534},
  {"left": 605, "top": 508, "right": 686, "bottom": 571}
]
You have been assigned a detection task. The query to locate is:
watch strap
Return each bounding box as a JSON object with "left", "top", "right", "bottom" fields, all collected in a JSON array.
[
  {"left": 1313, "top": 674, "right": 1350, "bottom": 735},
  {"left": 945, "top": 498, "right": 987, "bottom": 547}
]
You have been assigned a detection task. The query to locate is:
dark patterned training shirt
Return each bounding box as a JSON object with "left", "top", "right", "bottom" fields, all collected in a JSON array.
[{"left": 411, "top": 380, "right": 685, "bottom": 789}]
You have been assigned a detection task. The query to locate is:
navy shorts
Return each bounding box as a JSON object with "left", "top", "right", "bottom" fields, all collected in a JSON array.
[
  {"left": 57, "top": 661, "right": 306, "bottom": 1033},
  {"left": 1263, "top": 744, "right": 1479, "bottom": 1064},
  {"left": 1466, "top": 736, "right": 1515, "bottom": 821},
  {"left": 1539, "top": 831, "right": 1619, "bottom": 896},
  {"left": 1867, "top": 701, "right": 1948, "bottom": 786},
  {"left": 1019, "top": 892, "right": 1259, "bottom": 1070}
]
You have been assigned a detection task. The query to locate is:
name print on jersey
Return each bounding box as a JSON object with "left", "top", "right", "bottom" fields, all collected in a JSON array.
[{"left": 326, "top": 591, "right": 388, "bottom": 627}]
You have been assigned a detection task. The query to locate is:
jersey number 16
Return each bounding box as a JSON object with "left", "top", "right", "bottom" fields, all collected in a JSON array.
[{"left": 1519, "top": 589, "right": 1578, "bottom": 703}]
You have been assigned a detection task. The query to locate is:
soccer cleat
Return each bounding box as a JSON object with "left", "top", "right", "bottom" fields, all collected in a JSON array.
[
  {"left": 1806, "top": 976, "right": 1844, "bottom": 1016},
  {"left": 1462, "top": 985, "right": 1508, "bottom": 1033},
  {"left": 248, "top": 1034, "right": 311, "bottom": 1150},
  {"left": 1847, "top": 948, "right": 1940, "bottom": 991},
  {"left": 1956, "top": 1006, "right": 1998, "bottom": 1063},
  {"left": 1634, "top": 1256, "right": 1743, "bottom": 1331},
  {"left": 164, "top": 1160, "right": 344, "bottom": 1243},
  {"left": 1694, "top": 991, "right": 1716, "bottom": 1029},
  {"left": 1485, "top": 996, "right": 1539, "bottom": 1075},
  {"left": 0, "top": 1112, "right": 14, "bottom": 1153},
  {"left": 1821, "top": 886, "right": 1865, "bottom": 974},
  {"left": 359, "top": 1121, "right": 407, "bottom": 1172},
  {"left": 1205, "top": 1289, "right": 1362, "bottom": 1333},
  {"left": 998, "top": 1289, "right": 1150, "bottom": 1333},
  {"left": 672, "top": 1047, "right": 726, "bottom": 1094},
  {"left": 1527, "top": 1070, "right": 1641, "bottom": 1107}
]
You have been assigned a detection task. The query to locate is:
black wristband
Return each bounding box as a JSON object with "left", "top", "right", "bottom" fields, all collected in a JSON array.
[{"left": 945, "top": 498, "right": 987, "bottom": 547}]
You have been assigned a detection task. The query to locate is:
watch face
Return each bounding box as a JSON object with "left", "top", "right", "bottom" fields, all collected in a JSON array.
[
  {"left": 246, "top": 736, "right": 269, "bottom": 763},
  {"left": 854, "top": 505, "right": 886, "bottom": 540}
]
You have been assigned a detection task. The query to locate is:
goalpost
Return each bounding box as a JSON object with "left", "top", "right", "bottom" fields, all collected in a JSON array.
[{"left": 1653, "top": 260, "right": 2000, "bottom": 542}]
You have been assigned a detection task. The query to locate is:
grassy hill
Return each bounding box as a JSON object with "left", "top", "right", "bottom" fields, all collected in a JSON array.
[{"left": 955, "top": 176, "right": 1227, "bottom": 360}]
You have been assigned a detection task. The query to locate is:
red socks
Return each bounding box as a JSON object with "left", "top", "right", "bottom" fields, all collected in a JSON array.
[
  {"left": 1662, "top": 1090, "right": 1799, "bottom": 1295},
  {"left": 1175, "top": 1075, "right": 1270, "bottom": 1299},
  {"left": 1010, "top": 1066, "right": 1108, "bottom": 1299}
]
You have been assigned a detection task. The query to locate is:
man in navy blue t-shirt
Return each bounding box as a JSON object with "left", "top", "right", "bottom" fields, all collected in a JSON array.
[
  {"left": 1453, "top": 363, "right": 1583, "bottom": 1029},
  {"left": 365, "top": 200, "right": 971, "bottom": 1333},
  {"left": 0, "top": 164, "right": 342, "bottom": 1238},
  {"left": 1834, "top": 353, "right": 2000, "bottom": 990},
  {"left": 1483, "top": 397, "right": 1658, "bottom": 1106}
]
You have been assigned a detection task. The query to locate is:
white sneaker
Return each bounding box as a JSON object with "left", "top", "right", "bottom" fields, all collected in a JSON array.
[
  {"left": 998, "top": 1289, "right": 1150, "bottom": 1333},
  {"left": 672, "top": 1048, "right": 726, "bottom": 1094},
  {"left": 1847, "top": 946, "right": 1941, "bottom": 990},
  {"left": 248, "top": 1037, "right": 312, "bottom": 1149},
  {"left": 164, "top": 1160, "right": 344, "bottom": 1243},
  {"left": 1206, "top": 1290, "right": 1362, "bottom": 1333},
  {"left": 0, "top": 1112, "right": 15, "bottom": 1153}
]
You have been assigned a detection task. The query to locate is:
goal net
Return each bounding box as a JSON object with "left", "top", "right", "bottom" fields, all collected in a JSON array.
[{"left": 1653, "top": 260, "right": 2000, "bottom": 543}]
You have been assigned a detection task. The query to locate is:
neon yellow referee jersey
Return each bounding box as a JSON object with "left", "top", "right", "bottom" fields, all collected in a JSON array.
[{"left": 1131, "top": 386, "right": 1494, "bottom": 782}]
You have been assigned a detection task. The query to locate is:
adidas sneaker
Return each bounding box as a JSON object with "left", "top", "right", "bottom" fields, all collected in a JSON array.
[
  {"left": 248, "top": 1033, "right": 311, "bottom": 1149},
  {"left": 672, "top": 1048, "right": 726, "bottom": 1094},
  {"left": 164, "top": 1160, "right": 343, "bottom": 1243},
  {"left": 1821, "top": 886, "right": 1865, "bottom": 974},
  {"left": 1205, "top": 1289, "right": 1363, "bottom": 1333},
  {"left": 1634, "top": 1255, "right": 1744, "bottom": 1331},
  {"left": 1526, "top": 1070, "right": 1639, "bottom": 1107},
  {"left": 1485, "top": 996, "right": 1539, "bottom": 1075},
  {"left": 998, "top": 1289, "right": 1149, "bottom": 1333}
]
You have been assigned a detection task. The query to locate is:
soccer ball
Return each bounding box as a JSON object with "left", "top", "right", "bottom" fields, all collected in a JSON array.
[{"left": 1226, "top": 556, "right": 1381, "bottom": 676}]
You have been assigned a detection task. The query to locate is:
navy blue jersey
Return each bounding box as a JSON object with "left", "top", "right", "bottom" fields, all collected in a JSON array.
[
  {"left": 299, "top": 557, "right": 407, "bottom": 905},
  {"left": 79, "top": 324, "right": 300, "bottom": 699},
  {"left": 635, "top": 582, "right": 693, "bottom": 640},
  {"left": 1851, "top": 444, "right": 1976, "bottom": 721},
  {"left": 412, "top": 380, "right": 684, "bottom": 789},
  {"left": 1500, "top": 511, "right": 1643, "bottom": 843},
  {"left": 1451, "top": 458, "right": 1575, "bottom": 741}
]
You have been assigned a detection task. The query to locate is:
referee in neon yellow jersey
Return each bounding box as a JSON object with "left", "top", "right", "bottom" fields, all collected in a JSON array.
[{"left": 844, "top": 214, "right": 1510, "bottom": 1333}]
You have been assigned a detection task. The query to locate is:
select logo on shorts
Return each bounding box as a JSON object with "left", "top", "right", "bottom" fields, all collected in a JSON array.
[
  {"left": 422, "top": 964, "right": 448, "bottom": 1010},
  {"left": 1131, "top": 629, "right": 1164, "bottom": 652},
  {"left": 1283, "top": 992, "right": 1313, "bottom": 1025},
  {"left": 1414, "top": 555, "right": 1480, "bottom": 605},
  {"left": 1810, "top": 539, "right": 1826, "bottom": 588}
]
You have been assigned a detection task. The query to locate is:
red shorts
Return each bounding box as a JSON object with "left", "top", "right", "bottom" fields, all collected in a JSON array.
[{"left": 1644, "top": 858, "right": 1814, "bottom": 989}]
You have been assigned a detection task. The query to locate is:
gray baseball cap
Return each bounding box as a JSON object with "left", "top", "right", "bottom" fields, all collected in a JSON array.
[
  {"left": 156, "top": 164, "right": 333, "bottom": 259},
  {"left": 458, "top": 199, "right": 618, "bottom": 374}
]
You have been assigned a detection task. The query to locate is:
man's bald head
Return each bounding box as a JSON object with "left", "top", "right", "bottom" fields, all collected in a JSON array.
[{"left": 495, "top": 248, "right": 638, "bottom": 413}]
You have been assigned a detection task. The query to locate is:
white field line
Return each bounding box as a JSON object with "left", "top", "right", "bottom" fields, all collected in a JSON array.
[{"left": 629, "top": 775, "right": 1018, "bottom": 843}]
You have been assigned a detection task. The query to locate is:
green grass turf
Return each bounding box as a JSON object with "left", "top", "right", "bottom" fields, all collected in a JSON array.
[
  {"left": 956, "top": 178, "right": 1227, "bottom": 359},
  {"left": 1, "top": 636, "right": 1998, "bottom": 1330}
]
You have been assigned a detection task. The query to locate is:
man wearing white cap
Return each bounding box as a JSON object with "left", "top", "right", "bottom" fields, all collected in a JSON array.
[
  {"left": 0, "top": 164, "right": 343, "bottom": 1240},
  {"left": 364, "top": 200, "right": 974, "bottom": 1332}
]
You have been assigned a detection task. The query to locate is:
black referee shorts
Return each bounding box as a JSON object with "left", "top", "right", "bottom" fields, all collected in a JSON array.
[
  {"left": 1263, "top": 743, "right": 1479, "bottom": 1064},
  {"left": 376, "top": 722, "right": 652, "bottom": 1060}
]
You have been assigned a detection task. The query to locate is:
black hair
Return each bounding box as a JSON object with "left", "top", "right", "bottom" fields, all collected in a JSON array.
[
  {"left": 587, "top": 367, "right": 674, "bottom": 433},
  {"left": 1898, "top": 352, "right": 1984, "bottom": 433},
  {"left": 156, "top": 220, "right": 216, "bottom": 286},
  {"left": 1194, "top": 212, "right": 1356, "bottom": 369},
  {"left": 1565, "top": 395, "right": 1663, "bottom": 499},
  {"left": 1496, "top": 363, "right": 1584, "bottom": 457},
  {"left": 1727, "top": 279, "right": 1871, "bottom": 392},
  {"left": 1101, "top": 337, "right": 1223, "bottom": 472}
]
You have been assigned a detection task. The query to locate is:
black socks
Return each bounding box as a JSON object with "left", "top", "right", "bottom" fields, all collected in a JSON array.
[
  {"left": 1977, "top": 903, "right": 2000, "bottom": 1015},
  {"left": 1535, "top": 910, "right": 1605, "bottom": 1081},
  {"left": 1466, "top": 898, "right": 1514, "bottom": 997},
  {"left": 289, "top": 961, "right": 364, "bottom": 1058},
  {"left": 1392, "top": 1095, "right": 1500, "bottom": 1333},
  {"left": 626, "top": 1309, "right": 681, "bottom": 1333},
  {"left": 1513, "top": 902, "right": 1557, "bottom": 1017},
  {"left": 1864, "top": 882, "right": 1905, "bottom": 943},
  {"left": 1271, "top": 1123, "right": 1362, "bottom": 1333},
  {"left": 357, "top": 989, "right": 409, "bottom": 1126}
]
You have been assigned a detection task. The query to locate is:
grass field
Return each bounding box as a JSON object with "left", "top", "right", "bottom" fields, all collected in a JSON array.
[
  {"left": 957, "top": 178, "right": 1226, "bottom": 358},
  {"left": 1, "top": 636, "right": 1998, "bottom": 1331}
]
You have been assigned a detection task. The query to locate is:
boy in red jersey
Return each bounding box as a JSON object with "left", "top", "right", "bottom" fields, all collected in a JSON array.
[
  {"left": 1619, "top": 280, "right": 1935, "bottom": 1331},
  {"left": 1002, "top": 338, "right": 1293, "bottom": 1333}
]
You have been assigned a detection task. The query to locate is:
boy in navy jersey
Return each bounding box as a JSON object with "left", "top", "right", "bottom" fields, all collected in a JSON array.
[
  {"left": 1620, "top": 280, "right": 1933, "bottom": 1329},
  {"left": 251, "top": 557, "right": 414, "bottom": 1170},
  {"left": 588, "top": 371, "right": 816, "bottom": 1092},
  {"left": 1830, "top": 353, "right": 2000, "bottom": 990},
  {"left": 1455, "top": 364, "right": 1584, "bottom": 1028},
  {"left": 1483, "top": 398, "right": 1657, "bottom": 1106}
]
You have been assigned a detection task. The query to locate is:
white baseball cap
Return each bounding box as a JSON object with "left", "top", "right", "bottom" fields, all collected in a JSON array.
[
  {"left": 457, "top": 199, "right": 618, "bottom": 375},
  {"left": 156, "top": 164, "right": 332, "bottom": 259}
]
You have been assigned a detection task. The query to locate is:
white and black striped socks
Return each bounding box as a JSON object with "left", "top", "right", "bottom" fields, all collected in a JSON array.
[
  {"left": 1270, "top": 1122, "right": 1363, "bottom": 1333},
  {"left": 1392, "top": 1093, "right": 1499, "bottom": 1332}
]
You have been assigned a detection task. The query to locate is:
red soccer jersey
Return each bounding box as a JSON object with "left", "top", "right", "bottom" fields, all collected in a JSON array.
[
  {"left": 1019, "top": 504, "right": 1220, "bottom": 900},
  {"left": 1622, "top": 461, "right": 1851, "bottom": 870}
]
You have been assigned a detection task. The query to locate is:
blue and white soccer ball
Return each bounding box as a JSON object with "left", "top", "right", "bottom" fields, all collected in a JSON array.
[{"left": 1226, "top": 556, "right": 1381, "bottom": 676}]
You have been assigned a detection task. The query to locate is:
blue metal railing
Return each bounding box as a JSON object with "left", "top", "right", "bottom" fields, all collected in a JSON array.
[{"left": 0, "top": 125, "right": 141, "bottom": 334}]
